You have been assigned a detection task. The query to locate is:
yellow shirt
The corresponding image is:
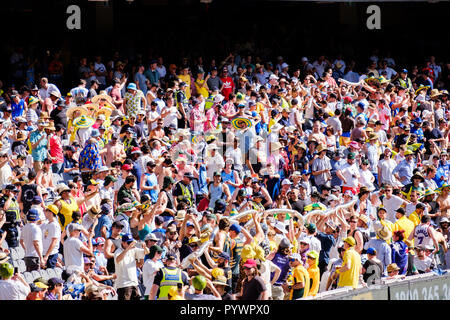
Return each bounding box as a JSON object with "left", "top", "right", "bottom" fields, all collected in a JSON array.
[
  {"left": 194, "top": 79, "right": 209, "bottom": 98},
  {"left": 178, "top": 74, "right": 191, "bottom": 99},
  {"left": 338, "top": 247, "right": 361, "bottom": 288},
  {"left": 408, "top": 211, "right": 421, "bottom": 227},
  {"left": 393, "top": 216, "right": 415, "bottom": 247},
  {"left": 307, "top": 266, "right": 320, "bottom": 296},
  {"left": 290, "top": 265, "right": 310, "bottom": 299}
]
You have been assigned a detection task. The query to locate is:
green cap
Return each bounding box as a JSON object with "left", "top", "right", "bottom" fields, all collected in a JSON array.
[
  {"left": 347, "top": 152, "right": 356, "bottom": 159},
  {"left": 192, "top": 275, "right": 207, "bottom": 291},
  {"left": 0, "top": 262, "right": 14, "bottom": 279}
]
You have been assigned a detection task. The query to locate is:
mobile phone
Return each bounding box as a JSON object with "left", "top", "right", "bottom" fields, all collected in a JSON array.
[{"left": 14, "top": 267, "right": 18, "bottom": 274}]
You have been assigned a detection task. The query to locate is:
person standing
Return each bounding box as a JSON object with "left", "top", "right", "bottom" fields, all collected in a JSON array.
[
  {"left": 142, "top": 245, "right": 164, "bottom": 299},
  {"left": 41, "top": 205, "right": 61, "bottom": 269},
  {"left": 0, "top": 262, "right": 30, "bottom": 300},
  {"left": 149, "top": 253, "right": 189, "bottom": 300},
  {"left": 237, "top": 258, "right": 268, "bottom": 300},
  {"left": 63, "top": 223, "right": 94, "bottom": 273},
  {"left": 114, "top": 234, "right": 148, "bottom": 300},
  {"left": 20, "top": 209, "right": 44, "bottom": 271},
  {"left": 29, "top": 120, "right": 48, "bottom": 172},
  {"left": 336, "top": 236, "right": 362, "bottom": 289}
]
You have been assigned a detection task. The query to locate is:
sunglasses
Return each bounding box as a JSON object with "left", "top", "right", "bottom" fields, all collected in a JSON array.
[{"left": 189, "top": 244, "right": 198, "bottom": 248}]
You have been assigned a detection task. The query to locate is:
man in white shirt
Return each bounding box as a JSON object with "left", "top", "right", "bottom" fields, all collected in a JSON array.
[
  {"left": 142, "top": 244, "right": 164, "bottom": 299},
  {"left": 20, "top": 209, "right": 44, "bottom": 272},
  {"left": 39, "top": 77, "right": 61, "bottom": 100},
  {"left": 63, "top": 223, "right": 94, "bottom": 273},
  {"left": 336, "top": 153, "right": 360, "bottom": 195},
  {"left": 378, "top": 60, "right": 397, "bottom": 80},
  {"left": 0, "top": 262, "right": 30, "bottom": 300},
  {"left": 114, "top": 234, "right": 148, "bottom": 300},
  {"left": 382, "top": 185, "right": 408, "bottom": 223},
  {"left": 206, "top": 145, "right": 225, "bottom": 181},
  {"left": 41, "top": 205, "right": 62, "bottom": 269}
]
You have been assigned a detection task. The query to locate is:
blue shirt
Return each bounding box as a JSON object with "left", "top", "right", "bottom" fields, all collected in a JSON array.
[
  {"left": 271, "top": 252, "right": 290, "bottom": 285},
  {"left": 365, "top": 238, "right": 392, "bottom": 274},
  {"left": 317, "top": 231, "right": 336, "bottom": 265},
  {"left": 94, "top": 214, "right": 112, "bottom": 239},
  {"left": 143, "top": 172, "right": 158, "bottom": 203},
  {"left": 11, "top": 99, "right": 25, "bottom": 119},
  {"left": 29, "top": 130, "right": 48, "bottom": 161},
  {"left": 392, "top": 159, "right": 415, "bottom": 186}
]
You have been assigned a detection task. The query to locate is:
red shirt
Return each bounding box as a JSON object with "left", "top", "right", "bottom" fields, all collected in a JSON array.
[
  {"left": 220, "top": 76, "right": 235, "bottom": 101},
  {"left": 49, "top": 134, "right": 64, "bottom": 164}
]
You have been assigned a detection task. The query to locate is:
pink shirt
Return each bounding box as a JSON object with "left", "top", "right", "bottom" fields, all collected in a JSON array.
[
  {"left": 204, "top": 108, "right": 218, "bottom": 132},
  {"left": 49, "top": 134, "right": 64, "bottom": 164}
]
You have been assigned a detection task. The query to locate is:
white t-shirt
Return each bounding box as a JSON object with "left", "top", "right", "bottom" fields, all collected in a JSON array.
[
  {"left": 0, "top": 280, "right": 30, "bottom": 300},
  {"left": 41, "top": 220, "right": 61, "bottom": 256},
  {"left": 114, "top": 246, "right": 145, "bottom": 289},
  {"left": 0, "top": 164, "right": 12, "bottom": 189},
  {"left": 63, "top": 236, "right": 84, "bottom": 272},
  {"left": 162, "top": 106, "right": 179, "bottom": 128},
  {"left": 259, "top": 259, "right": 279, "bottom": 299},
  {"left": 338, "top": 162, "right": 359, "bottom": 188},
  {"left": 143, "top": 259, "right": 164, "bottom": 295},
  {"left": 359, "top": 169, "right": 375, "bottom": 191},
  {"left": 20, "top": 223, "right": 42, "bottom": 258},
  {"left": 94, "top": 62, "right": 107, "bottom": 85},
  {"left": 382, "top": 195, "right": 404, "bottom": 223},
  {"left": 206, "top": 154, "right": 225, "bottom": 181},
  {"left": 378, "top": 159, "right": 400, "bottom": 186}
]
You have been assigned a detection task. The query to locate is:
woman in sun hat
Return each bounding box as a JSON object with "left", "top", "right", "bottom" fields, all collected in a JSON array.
[{"left": 73, "top": 115, "right": 95, "bottom": 149}]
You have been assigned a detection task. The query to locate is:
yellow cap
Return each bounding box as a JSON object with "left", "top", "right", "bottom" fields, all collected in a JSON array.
[
  {"left": 343, "top": 236, "right": 356, "bottom": 246},
  {"left": 46, "top": 204, "right": 59, "bottom": 215}
]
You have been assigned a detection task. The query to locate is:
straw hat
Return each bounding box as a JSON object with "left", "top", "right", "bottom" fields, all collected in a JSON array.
[
  {"left": 91, "top": 93, "right": 113, "bottom": 105},
  {"left": 39, "top": 111, "right": 51, "bottom": 120},
  {"left": 73, "top": 115, "right": 95, "bottom": 129},
  {"left": 66, "top": 105, "right": 89, "bottom": 120},
  {"left": 83, "top": 103, "right": 99, "bottom": 115},
  {"left": 95, "top": 107, "right": 112, "bottom": 119},
  {"left": 387, "top": 263, "right": 400, "bottom": 273},
  {"left": 358, "top": 215, "right": 369, "bottom": 228},
  {"left": 368, "top": 132, "right": 379, "bottom": 140},
  {"left": 316, "top": 144, "right": 326, "bottom": 153},
  {"left": 175, "top": 210, "right": 186, "bottom": 221},
  {"left": 271, "top": 141, "right": 283, "bottom": 152},
  {"left": 430, "top": 89, "right": 442, "bottom": 99},
  {"left": 376, "top": 226, "right": 392, "bottom": 241}
]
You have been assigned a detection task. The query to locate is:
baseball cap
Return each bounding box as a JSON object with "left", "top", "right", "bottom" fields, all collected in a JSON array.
[
  {"left": 68, "top": 223, "right": 82, "bottom": 232},
  {"left": 121, "top": 234, "right": 134, "bottom": 243},
  {"left": 48, "top": 277, "right": 64, "bottom": 286},
  {"left": 230, "top": 223, "right": 242, "bottom": 234},
  {"left": 27, "top": 209, "right": 40, "bottom": 222},
  {"left": 243, "top": 258, "right": 257, "bottom": 269},
  {"left": 166, "top": 253, "right": 177, "bottom": 260},
  {"left": 282, "top": 179, "right": 292, "bottom": 186},
  {"left": 121, "top": 164, "right": 132, "bottom": 171},
  {"left": 366, "top": 247, "right": 377, "bottom": 255},
  {"left": 347, "top": 152, "right": 356, "bottom": 159},
  {"left": 144, "top": 233, "right": 158, "bottom": 242}
]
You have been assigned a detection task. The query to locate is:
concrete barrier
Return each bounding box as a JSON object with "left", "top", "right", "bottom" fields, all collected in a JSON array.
[{"left": 307, "top": 271, "right": 450, "bottom": 300}]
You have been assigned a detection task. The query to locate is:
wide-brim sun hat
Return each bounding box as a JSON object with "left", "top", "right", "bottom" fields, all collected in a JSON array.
[
  {"left": 232, "top": 117, "right": 252, "bottom": 130},
  {"left": 91, "top": 93, "right": 113, "bottom": 105},
  {"left": 73, "top": 115, "right": 95, "bottom": 129},
  {"left": 95, "top": 107, "right": 112, "bottom": 119},
  {"left": 66, "top": 105, "right": 89, "bottom": 120}
]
